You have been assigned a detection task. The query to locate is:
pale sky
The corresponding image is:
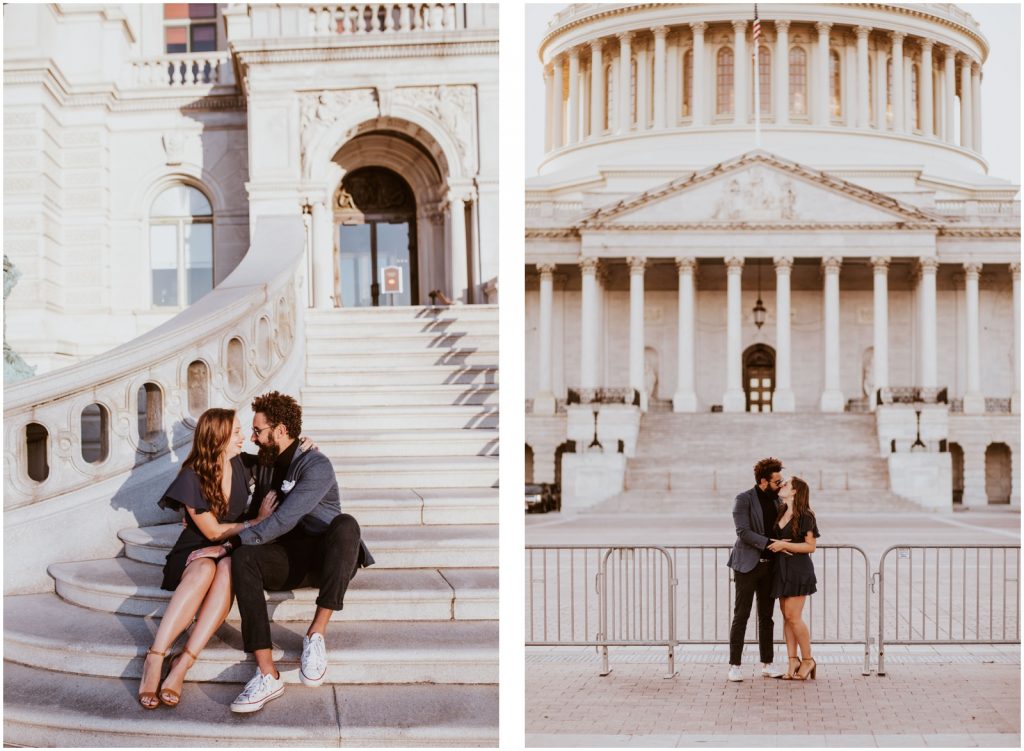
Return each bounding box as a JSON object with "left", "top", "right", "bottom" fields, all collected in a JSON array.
[{"left": 524, "top": 2, "right": 1022, "bottom": 185}]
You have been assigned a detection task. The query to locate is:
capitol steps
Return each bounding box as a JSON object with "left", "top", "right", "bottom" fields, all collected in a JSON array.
[{"left": 3, "top": 305, "right": 499, "bottom": 747}]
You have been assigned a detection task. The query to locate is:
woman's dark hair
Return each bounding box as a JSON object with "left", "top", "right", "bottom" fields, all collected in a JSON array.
[
  {"left": 181, "top": 408, "right": 235, "bottom": 520},
  {"left": 251, "top": 390, "right": 302, "bottom": 439},
  {"left": 787, "top": 476, "right": 814, "bottom": 538},
  {"left": 753, "top": 456, "right": 783, "bottom": 484}
]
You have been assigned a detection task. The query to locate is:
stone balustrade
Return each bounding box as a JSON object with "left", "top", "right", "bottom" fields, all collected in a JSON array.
[
  {"left": 128, "top": 52, "right": 235, "bottom": 88},
  {"left": 307, "top": 3, "right": 463, "bottom": 34}
]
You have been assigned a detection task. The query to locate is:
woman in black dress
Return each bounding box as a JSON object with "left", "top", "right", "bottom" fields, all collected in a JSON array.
[
  {"left": 767, "top": 476, "right": 820, "bottom": 681},
  {"left": 137, "top": 408, "right": 279, "bottom": 709}
]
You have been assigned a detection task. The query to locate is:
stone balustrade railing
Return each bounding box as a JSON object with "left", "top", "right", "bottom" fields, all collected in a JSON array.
[
  {"left": 4, "top": 216, "right": 306, "bottom": 593},
  {"left": 935, "top": 200, "right": 1021, "bottom": 218},
  {"left": 307, "top": 3, "right": 462, "bottom": 34},
  {"left": 128, "top": 52, "right": 235, "bottom": 88}
]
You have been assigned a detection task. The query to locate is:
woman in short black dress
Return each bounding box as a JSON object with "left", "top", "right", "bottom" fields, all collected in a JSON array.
[
  {"left": 767, "top": 476, "right": 820, "bottom": 681},
  {"left": 137, "top": 408, "right": 279, "bottom": 709}
]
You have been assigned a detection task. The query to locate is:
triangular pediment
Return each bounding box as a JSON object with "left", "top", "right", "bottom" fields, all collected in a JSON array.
[{"left": 580, "top": 151, "right": 939, "bottom": 229}]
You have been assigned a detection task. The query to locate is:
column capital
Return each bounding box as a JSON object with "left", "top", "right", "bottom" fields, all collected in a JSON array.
[
  {"left": 773, "top": 256, "right": 795, "bottom": 272},
  {"left": 775, "top": 19, "right": 791, "bottom": 33},
  {"left": 567, "top": 47, "right": 580, "bottom": 61},
  {"left": 536, "top": 262, "right": 557, "bottom": 277},
  {"left": 963, "top": 261, "right": 983, "bottom": 278},
  {"left": 919, "top": 37, "right": 934, "bottom": 53},
  {"left": 579, "top": 256, "right": 600, "bottom": 274},
  {"left": 854, "top": 25, "right": 871, "bottom": 39},
  {"left": 1010, "top": 262, "right": 1021, "bottom": 279},
  {"left": 870, "top": 256, "right": 891, "bottom": 272},
  {"left": 890, "top": 30, "right": 906, "bottom": 45},
  {"left": 627, "top": 256, "right": 647, "bottom": 273},
  {"left": 652, "top": 25, "right": 669, "bottom": 39},
  {"left": 821, "top": 256, "right": 843, "bottom": 273},
  {"left": 918, "top": 256, "right": 940, "bottom": 273},
  {"left": 732, "top": 19, "right": 747, "bottom": 33},
  {"left": 675, "top": 256, "right": 698, "bottom": 273},
  {"left": 725, "top": 256, "right": 745, "bottom": 271},
  {"left": 590, "top": 38, "right": 604, "bottom": 53},
  {"left": 816, "top": 21, "right": 832, "bottom": 36},
  {"left": 617, "top": 30, "right": 633, "bottom": 44},
  {"left": 957, "top": 51, "right": 974, "bottom": 65},
  {"left": 690, "top": 21, "right": 707, "bottom": 35},
  {"left": 971, "top": 60, "right": 982, "bottom": 74}
]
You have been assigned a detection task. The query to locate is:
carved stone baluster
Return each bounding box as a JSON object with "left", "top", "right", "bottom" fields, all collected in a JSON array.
[
  {"left": 444, "top": 3, "right": 456, "bottom": 30},
  {"left": 383, "top": 3, "right": 395, "bottom": 32},
  {"left": 399, "top": 3, "right": 411, "bottom": 31}
]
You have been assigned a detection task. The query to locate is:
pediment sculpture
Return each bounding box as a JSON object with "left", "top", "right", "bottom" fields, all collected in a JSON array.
[{"left": 712, "top": 167, "right": 797, "bottom": 222}]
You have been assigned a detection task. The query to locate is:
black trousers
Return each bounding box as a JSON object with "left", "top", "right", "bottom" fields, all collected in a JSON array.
[
  {"left": 232, "top": 514, "right": 362, "bottom": 653},
  {"left": 729, "top": 560, "right": 775, "bottom": 666}
]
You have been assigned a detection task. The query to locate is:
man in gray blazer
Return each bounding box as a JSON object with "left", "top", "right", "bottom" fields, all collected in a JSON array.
[{"left": 726, "top": 456, "right": 787, "bottom": 681}]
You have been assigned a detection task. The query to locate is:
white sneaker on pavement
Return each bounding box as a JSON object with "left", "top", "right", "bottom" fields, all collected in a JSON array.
[
  {"left": 727, "top": 665, "right": 744, "bottom": 682},
  {"left": 761, "top": 662, "right": 785, "bottom": 678},
  {"left": 230, "top": 668, "right": 285, "bottom": 713},
  {"left": 300, "top": 632, "right": 328, "bottom": 687}
]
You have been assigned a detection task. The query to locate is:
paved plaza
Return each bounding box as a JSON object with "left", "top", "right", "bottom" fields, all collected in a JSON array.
[{"left": 526, "top": 508, "right": 1021, "bottom": 747}]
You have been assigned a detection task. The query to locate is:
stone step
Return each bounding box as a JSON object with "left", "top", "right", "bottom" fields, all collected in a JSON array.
[
  {"left": 2, "top": 661, "right": 497, "bottom": 747},
  {"left": 305, "top": 316, "right": 497, "bottom": 336},
  {"left": 306, "top": 334, "right": 498, "bottom": 355},
  {"left": 592, "top": 489, "right": 926, "bottom": 514},
  {"left": 625, "top": 459, "right": 890, "bottom": 492},
  {"left": 301, "top": 384, "right": 499, "bottom": 407},
  {"left": 305, "top": 364, "right": 498, "bottom": 387},
  {"left": 305, "top": 304, "right": 498, "bottom": 323},
  {"left": 305, "top": 350, "right": 499, "bottom": 369},
  {"left": 49, "top": 558, "right": 497, "bottom": 621},
  {"left": 333, "top": 489, "right": 498, "bottom": 526},
  {"left": 120, "top": 523, "right": 498, "bottom": 569},
  {"left": 333, "top": 456, "right": 498, "bottom": 489},
  {"left": 306, "top": 430, "right": 499, "bottom": 459},
  {"left": 4, "top": 593, "right": 497, "bottom": 685},
  {"left": 303, "top": 405, "right": 498, "bottom": 431}
]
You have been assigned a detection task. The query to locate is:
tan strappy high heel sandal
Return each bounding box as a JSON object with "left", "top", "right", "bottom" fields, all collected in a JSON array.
[
  {"left": 794, "top": 657, "right": 817, "bottom": 680},
  {"left": 159, "top": 648, "right": 199, "bottom": 707},
  {"left": 138, "top": 648, "right": 168, "bottom": 710},
  {"left": 780, "top": 655, "right": 801, "bottom": 680}
]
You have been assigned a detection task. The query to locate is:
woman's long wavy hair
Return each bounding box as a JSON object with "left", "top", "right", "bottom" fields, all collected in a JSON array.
[
  {"left": 181, "top": 408, "right": 235, "bottom": 520},
  {"left": 785, "top": 476, "right": 814, "bottom": 538}
]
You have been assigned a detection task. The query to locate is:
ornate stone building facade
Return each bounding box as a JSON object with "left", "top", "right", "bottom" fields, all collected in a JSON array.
[{"left": 525, "top": 3, "right": 1019, "bottom": 512}]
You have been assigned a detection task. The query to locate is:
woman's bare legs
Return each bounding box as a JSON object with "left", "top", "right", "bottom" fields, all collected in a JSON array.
[
  {"left": 782, "top": 595, "right": 811, "bottom": 659},
  {"left": 779, "top": 597, "right": 800, "bottom": 677},
  {"left": 138, "top": 558, "right": 216, "bottom": 707},
  {"left": 160, "top": 557, "right": 234, "bottom": 701}
]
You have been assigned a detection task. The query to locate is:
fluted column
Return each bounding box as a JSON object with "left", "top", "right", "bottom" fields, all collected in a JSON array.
[
  {"left": 820, "top": 256, "right": 844, "bottom": 412},
  {"left": 1012, "top": 263, "right": 1020, "bottom": 414},
  {"left": 447, "top": 190, "right": 469, "bottom": 303},
  {"left": 543, "top": 67, "right": 553, "bottom": 151},
  {"left": 943, "top": 48, "right": 956, "bottom": 144},
  {"left": 590, "top": 40, "right": 604, "bottom": 137},
  {"left": 552, "top": 57, "right": 564, "bottom": 149},
  {"left": 311, "top": 200, "right": 333, "bottom": 309},
  {"left": 692, "top": 22, "right": 707, "bottom": 126},
  {"left": 959, "top": 53, "right": 973, "bottom": 148},
  {"left": 855, "top": 26, "right": 871, "bottom": 128},
  {"left": 636, "top": 40, "right": 650, "bottom": 130},
  {"left": 871, "top": 257, "right": 890, "bottom": 408},
  {"left": 653, "top": 26, "right": 668, "bottom": 129},
  {"left": 673, "top": 257, "right": 698, "bottom": 412},
  {"left": 617, "top": 32, "right": 633, "bottom": 134},
  {"left": 874, "top": 47, "right": 887, "bottom": 130},
  {"left": 723, "top": 256, "right": 745, "bottom": 412},
  {"left": 776, "top": 20, "right": 790, "bottom": 126},
  {"left": 567, "top": 49, "right": 580, "bottom": 145},
  {"left": 971, "top": 62, "right": 982, "bottom": 151},
  {"left": 773, "top": 257, "right": 795, "bottom": 412},
  {"left": 919, "top": 257, "right": 939, "bottom": 388},
  {"left": 579, "top": 257, "right": 600, "bottom": 389},
  {"left": 732, "top": 20, "right": 748, "bottom": 124},
  {"left": 890, "top": 32, "right": 905, "bottom": 131},
  {"left": 920, "top": 39, "right": 934, "bottom": 136},
  {"left": 816, "top": 22, "right": 832, "bottom": 125},
  {"left": 535, "top": 263, "right": 557, "bottom": 414},
  {"left": 628, "top": 257, "right": 648, "bottom": 411},
  {"left": 962, "top": 262, "right": 984, "bottom": 413}
]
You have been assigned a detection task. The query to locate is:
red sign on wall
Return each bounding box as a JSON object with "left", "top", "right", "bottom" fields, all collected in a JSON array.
[{"left": 382, "top": 266, "right": 403, "bottom": 295}]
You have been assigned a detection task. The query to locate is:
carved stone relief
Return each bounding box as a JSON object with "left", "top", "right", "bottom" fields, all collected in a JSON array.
[{"left": 712, "top": 167, "right": 798, "bottom": 222}]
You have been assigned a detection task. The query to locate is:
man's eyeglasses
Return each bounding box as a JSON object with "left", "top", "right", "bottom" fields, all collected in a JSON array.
[
  {"left": 251, "top": 425, "right": 273, "bottom": 439},
  {"left": 769, "top": 478, "right": 785, "bottom": 488}
]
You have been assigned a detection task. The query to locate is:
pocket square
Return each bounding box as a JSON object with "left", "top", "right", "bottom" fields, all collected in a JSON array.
[{"left": 281, "top": 480, "right": 296, "bottom": 494}]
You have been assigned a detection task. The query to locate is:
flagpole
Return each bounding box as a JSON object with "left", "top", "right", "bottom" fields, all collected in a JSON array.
[{"left": 753, "top": 4, "right": 761, "bottom": 147}]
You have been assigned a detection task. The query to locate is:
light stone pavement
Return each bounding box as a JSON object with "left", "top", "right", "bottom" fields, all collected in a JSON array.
[{"left": 526, "top": 508, "right": 1021, "bottom": 747}]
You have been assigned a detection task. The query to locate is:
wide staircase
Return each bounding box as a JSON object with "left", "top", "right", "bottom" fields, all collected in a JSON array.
[
  {"left": 4, "top": 305, "right": 499, "bottom": 747},
  {"left": 592, "top": 412, "right": 924, "bottom": 514}
]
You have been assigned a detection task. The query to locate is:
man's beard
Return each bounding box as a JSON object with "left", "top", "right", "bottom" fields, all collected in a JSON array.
[{"left": 257, "top": 442, "right": 281, "bottom": 467}]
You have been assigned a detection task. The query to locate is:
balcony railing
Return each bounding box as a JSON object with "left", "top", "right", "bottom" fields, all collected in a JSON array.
[
  {"left": 128, "top": 52, "right": 235, "bottom": 88},
  {"left": 307, "top": 3, "right": 463, "bottom": 35}
]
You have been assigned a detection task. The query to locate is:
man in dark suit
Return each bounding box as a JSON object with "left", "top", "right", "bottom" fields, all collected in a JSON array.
[{"left": 726, "top": 456, "right": 787, "bottom": 681}]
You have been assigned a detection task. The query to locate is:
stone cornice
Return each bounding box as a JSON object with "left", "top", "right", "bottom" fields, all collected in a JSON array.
[
  {"left": 938, "top": 227, "right": 1022, "bottom": 239},
  {"left": 579, "top": 221, "right": 937, "bottom": 232},
  {"left": 526, "top": 228, "right": 581, "bottom": 239},
  {"left": 232, "top": 38, "right": 498, "bottom": 68}
]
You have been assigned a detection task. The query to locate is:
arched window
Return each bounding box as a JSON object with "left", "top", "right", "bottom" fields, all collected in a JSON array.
[
  {"left": 789, "top": 46, "right": 807, "bottom": 116},
  {"left": 150, "top": 183, "right": 213, "bottom": 307},
  {"left": 885, "top": 56, "right": 893, "bottom": 128},
  {"left": 829, "top": 49, "right": 842, "bottom": 118},
  {"left": 911, "top": 63, "right": 920, "bottom": 130},
  {"left": 630, "top": 56, "right": 638, "bottom": 125},
  {"left": 753, "top": 45, "right": 771, "bottom": 115},
  {"left": 717, "top": 47, "right": 734, "bottom": 115},
  {"left": 682, "top": 49, "right": 693, "bottom": 117},
  {"left": 604, "top": 62, "right": 615, "bottom": 131}
]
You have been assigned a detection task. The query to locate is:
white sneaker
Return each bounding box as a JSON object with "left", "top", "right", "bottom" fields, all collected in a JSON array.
[
  {"left": 230, "top": 668, "right": 285, "bottom": 713},
  {"left": 300, "top": 632, "right": 328, "bottom": 687},
  {"left": 727, "top": 665, "right": 744, "bottom": 682},
  {"left": 761, "top": 662, "right": 785, "bottom": 678}
]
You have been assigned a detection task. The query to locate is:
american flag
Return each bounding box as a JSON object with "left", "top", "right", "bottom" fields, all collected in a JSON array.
[{"left": 752, "top": 5, "right": 761, "bottom": 45}]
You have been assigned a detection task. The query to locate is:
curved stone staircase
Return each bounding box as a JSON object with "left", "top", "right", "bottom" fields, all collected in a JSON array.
[{"left": 3, "top": 305, "right": 499, "bottom": 747}]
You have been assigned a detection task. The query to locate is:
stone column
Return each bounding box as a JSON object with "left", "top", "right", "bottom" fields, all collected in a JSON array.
[
  {"left": 874, "top": 47, "right": 887, "bottom": 130},
  {"left": 590, "top": 39, "right": 604, "bottom": 137},
  {"left": 816, "top": 22, "right": 832, "bottom": 125},
  {"left": 855, "top": 26, "right": 871, "bottom": 128},
  {"left": 567, "top": 49, "right": 580, "bottom": 146},
  {"left": 959, "top": 54, "right": 973, "bottom": 148},
  {"left": 723, "top": 256, "right": 746, "bottom": 411},
  {"left": 311, "top": 200, "right": 334, "bottom": 309},
  {"left": 552, "top": 57, "right": 564, "bottom": 149},
  {"left": 535, "top": 263, "right": 557, "bottom": 414},
  {"left": 673, "top": 257, "right": 698, "bottom": 412},
  {"left": 653, "top": 26, "right": 668, "bottom": 129},
  {"left": 962, "top": 443, "right": 986, "bottom": 508},
  {"left": 618, "top": 32, "right": 633, "bottom": 133},
  {"left": 579, "top": 257, "right": 600, "bottom": 389},
  {"left": 920, "top": 39, "right": 934, "bottom": 136},
  {"left": 890, "top": 32, "right": 905, "bottom": 131},
  {"left": 1012, "top": 263, "right": 1021, "bottom": 414},
  {"left": 628, "top": 257, "right": 648, "bottom": 410},
  {"left": 943, "top": 48, "right": 956, "bottom": 144},
  {"left": 692, "top": 23, "right": 707, "bottom": 126},
  {"left": 820, "top": 256, "right": 844, "bottom": 412},
  {"left": 971, "top": 62, "right": 982, "bottom": 152},
  {"left": 543, "top": 67, "right": 553, "bottom": 151},
  {"left": 776, "top": 20, "right": 790, "bottom": 125},
  {"left": 447, "top": 190, "right": 469, "bottom": 303},
  {"left": 869, "top": 257, "right": 890, "bottom": 409},
  {"left": 919, "top": 257, "right": 939, "bottom": 388},
  {"left": 733, "top": 20, "right": 748, "bottom": 124},
  {"left": 636, "top": 40, "right": 650, "bottom": 130},
  {"left": 962, "top": 262, "right": 984, "bottom": 413},
  {"left": 773, "top": 256, "right": 796, "bottom": 412}
]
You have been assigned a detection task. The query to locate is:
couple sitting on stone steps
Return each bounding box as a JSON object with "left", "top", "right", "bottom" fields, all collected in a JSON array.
[{"left": 137, "top": 391, "right": 374, "bottom": 713}]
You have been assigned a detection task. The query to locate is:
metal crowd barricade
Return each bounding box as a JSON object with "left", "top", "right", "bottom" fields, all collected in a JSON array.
[{"left": 876, "top": 544, "right": 1021, "bottom": 675}]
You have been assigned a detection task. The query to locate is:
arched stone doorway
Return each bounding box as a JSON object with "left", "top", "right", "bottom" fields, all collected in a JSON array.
[
  {"left": 949, "top": 442, "right": 964, "bottom": 505},
  {"left": 743, "top": 344, "right": 776, "bottom": 412},
  {"left": 985, "top": 443, "right": 1011, "bottom": 504}
]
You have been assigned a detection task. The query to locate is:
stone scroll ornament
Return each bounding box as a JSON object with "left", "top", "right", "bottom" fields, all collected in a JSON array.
[{"left": 3, "top": 255, "right": 36, "bottom": 382}]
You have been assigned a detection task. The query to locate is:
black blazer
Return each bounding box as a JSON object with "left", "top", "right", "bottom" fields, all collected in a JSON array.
[{"left": 726, "top": 486, "right": 780, "bottom": 574}]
